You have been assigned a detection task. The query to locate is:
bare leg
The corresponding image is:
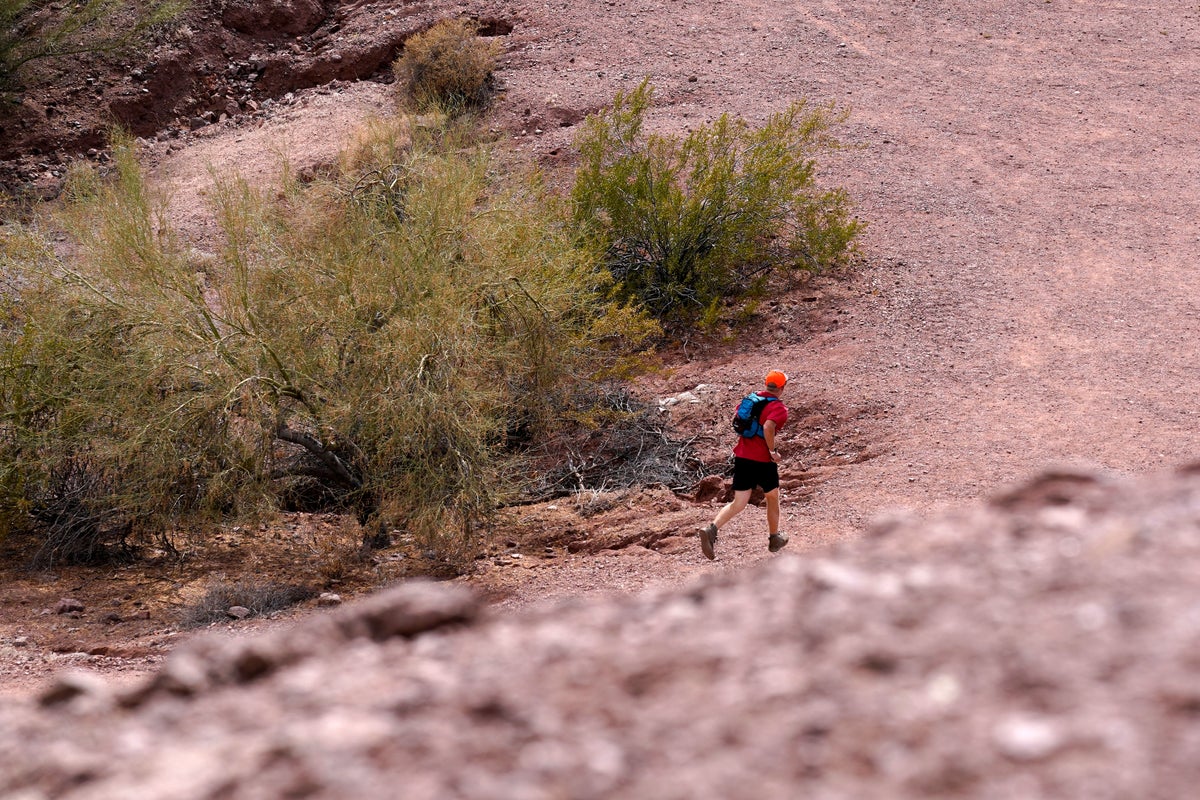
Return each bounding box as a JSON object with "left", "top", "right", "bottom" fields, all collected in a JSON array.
[
  {"left": 713, "top": 489, "right": 752, "bottom": 529},
  {"left": 764, "top": 488, "right": 780, "bottom": 534}
]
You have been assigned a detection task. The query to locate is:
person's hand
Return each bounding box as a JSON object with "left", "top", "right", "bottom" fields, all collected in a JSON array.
[{"left": 769, "top": 448, "right": 781, "bottom": 463}]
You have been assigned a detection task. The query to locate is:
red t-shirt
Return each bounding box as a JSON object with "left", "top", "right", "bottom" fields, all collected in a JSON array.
[{"left": 732, "top": 393, "right": 788, "bottom": 463}]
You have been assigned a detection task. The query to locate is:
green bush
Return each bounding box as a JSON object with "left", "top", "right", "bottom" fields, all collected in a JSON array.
[
  {"left": 0, "top": 0, "right": 187, "bottom": 95},
  {"left": 0, "top": 122, "right": 655, "bottom": 568},
  {"left": 572, "top": 79, "right": 864, "bottom": 323},
  {"left": 392, "top": 18, "right": 501, "bottom": 113}
]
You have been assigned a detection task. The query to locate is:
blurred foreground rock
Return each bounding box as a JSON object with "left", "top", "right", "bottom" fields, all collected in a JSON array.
[{"left": 4, "top": 466, "right": 1200, "bottom": 798}]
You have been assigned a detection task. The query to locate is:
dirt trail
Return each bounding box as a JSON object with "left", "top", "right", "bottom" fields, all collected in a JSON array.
[
  {"left": 635, "top": 3, "right": 1200, "bottom": 504},
  {"left": 813, "top": 1, "right": 1200, "bottom": 519}
]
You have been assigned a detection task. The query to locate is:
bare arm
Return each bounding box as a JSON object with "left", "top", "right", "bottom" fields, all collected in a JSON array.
[{"left": 763, "top": 419, "right": 780, "bottom": 462}]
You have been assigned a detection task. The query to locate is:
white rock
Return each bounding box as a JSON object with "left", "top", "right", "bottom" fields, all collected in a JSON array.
[
  {"left": 810, "top": 560, "right": 902, "bottom": 597},
  {"left": 925, "top": 672, "right": 962, "bottom": 707},
  {"left": 993, "top": 714, "right": 1065, "bottom": 761},
  {"left": 659, "top": 391, "right": 700, "bottom": 408}
]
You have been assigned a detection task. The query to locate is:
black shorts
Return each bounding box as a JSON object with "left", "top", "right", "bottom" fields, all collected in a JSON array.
[{"left": 731, "top": 457, "right": 780, "bottom": 493}]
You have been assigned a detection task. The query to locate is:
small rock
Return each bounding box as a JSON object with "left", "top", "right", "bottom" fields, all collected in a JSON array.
[
  {"left": 659, "top": 390, "right": 700, "bottom": 408},
  {"left": 39, "top": 670, "right": 110, "bottom": 707},
  {"left": 227, "top": 606, "right": 252, "bottom": 620},
  {"left": 993, "top": 714, "right": 1065, "bottom": 761},
  {"left": 925, "top": 672, "right": 962, "bottom": 707},
  {"left": 54, "top": 598, "right": 84, "bottom": 615},
  {"left": 317, "top": 593, "right": 342, "bottom": 607},
  {"left": 810, "top": 560, "right": 902, "bottom": 597},
  {"left": 145, "top": 652, "right": 211, "bottom": 699},
  {"left": 13, "top": 636, "right": 28, "bottom": 647},
  {"left": 335, "top": 581, "right": 479, "bottom": 642}
]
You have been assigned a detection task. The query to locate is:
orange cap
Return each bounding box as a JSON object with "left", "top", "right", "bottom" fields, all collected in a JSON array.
[{"left": 764, "top": 370, "right": 788, "bottom": 390}]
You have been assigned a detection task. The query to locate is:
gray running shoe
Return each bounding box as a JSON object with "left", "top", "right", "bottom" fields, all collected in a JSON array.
[
  {"left": 700, "top": 523, "right": 718, "bottom": 560},
  {"left": 768, "top": 532, "right": 789, "bottom": 553}
]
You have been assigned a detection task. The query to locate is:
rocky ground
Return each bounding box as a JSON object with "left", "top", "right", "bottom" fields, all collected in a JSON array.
[
  {"left": 6, "top": 466, "right": 1200, "bottom": 798},
  {"left": 2, "top": 0, "right": 1200, "bottom": 794}
]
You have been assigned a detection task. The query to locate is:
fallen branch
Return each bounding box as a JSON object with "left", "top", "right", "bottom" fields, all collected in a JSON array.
[{"left": 275, "top": 424, "right": 362, "bottom": 490}]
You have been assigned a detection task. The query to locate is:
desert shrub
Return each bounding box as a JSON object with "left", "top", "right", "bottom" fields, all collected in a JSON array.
[
  {"left": 181, "top": 580, "right": 316, "bottom": 627},
  {"left": 572, "top": 79, "right": 864, "bottom": 323},
  {"left": 392, "top": 17, "right": 501, "bottom": 113},
  {"left": 0, "top": 0, "right": 187, "bottom": 95},
  {"left": 306, "top": 521, "right": 368, "bottom": 586},
  {"left": 0, "top": 123, "right": 655, "bottom": 568}
]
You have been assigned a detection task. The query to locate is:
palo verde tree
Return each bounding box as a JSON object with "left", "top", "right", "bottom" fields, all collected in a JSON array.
[{"left": 0, "top": 119, "right": 654, "bottom": 567}]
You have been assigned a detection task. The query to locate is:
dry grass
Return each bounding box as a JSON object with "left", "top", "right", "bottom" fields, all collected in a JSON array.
[{"left": 180, "top": 579, "right": 316, "bottom": 627}]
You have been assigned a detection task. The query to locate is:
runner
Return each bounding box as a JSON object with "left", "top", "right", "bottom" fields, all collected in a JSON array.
[{"left": 700, "top": 370, "right": 790, "bottom": 560}]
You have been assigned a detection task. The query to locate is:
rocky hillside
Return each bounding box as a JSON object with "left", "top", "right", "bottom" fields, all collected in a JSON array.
[
  {"left": 3, "top": 466, "right": 1200, "bottom": 798},
  {"left": 1, "top": 0, "right": 512, "bottom": 196}
]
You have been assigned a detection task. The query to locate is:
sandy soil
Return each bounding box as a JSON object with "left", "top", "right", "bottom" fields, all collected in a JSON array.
[{"left": 3, "top": 0, "right": 1200, "bottom": 693}]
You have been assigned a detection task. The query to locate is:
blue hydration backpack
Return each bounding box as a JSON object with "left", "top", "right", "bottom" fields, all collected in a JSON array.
[{"left": 731, "top": 392, "right": 776, "bottom": 438}]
